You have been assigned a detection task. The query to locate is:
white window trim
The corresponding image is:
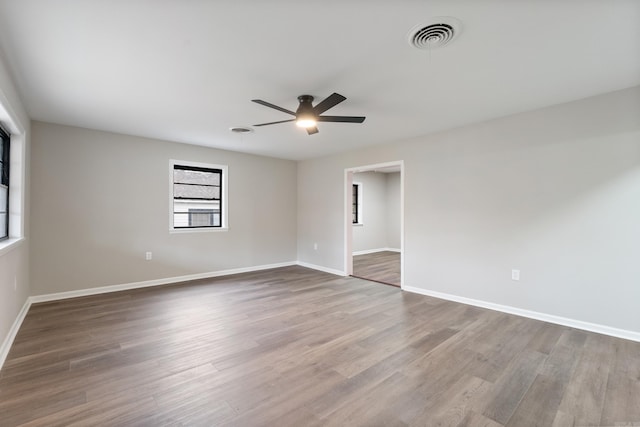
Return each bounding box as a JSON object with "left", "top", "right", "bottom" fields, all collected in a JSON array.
[
  {"left": 353, "top": 181, "right": 363, "bottom": 226},
  {"left": 169, "top": 159, "right": 228, "bottom": 233},
  {"left": 0, "top": 90, "right": 26, "bottom": 256}
]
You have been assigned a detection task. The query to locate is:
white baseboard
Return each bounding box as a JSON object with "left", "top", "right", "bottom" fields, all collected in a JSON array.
[
  {"left": 0, "top": 297, "right": 31, "bottom": 370},
  {"left": 30, "top": 261, "right": 297, "bottom": 304},
  {"left": 352, "top": 247, "right": 401, "bottom": 256},
  {"left": 403, "top": 285, "right": 640, "bottom": 343},
  {"left": 296, "top": 261, "right": 346, "bottom": 277}
]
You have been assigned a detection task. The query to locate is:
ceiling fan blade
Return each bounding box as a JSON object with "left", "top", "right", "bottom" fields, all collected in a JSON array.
[
  {"left": 313, "top": 93, "right": 346, "bottom": 115},
  {"left": 251, "top": 99, "right": 296, "bottom": 116},
  {"left": 306, "top": 126, "right": 319, "bottom": 135},
  {"left": 253, "top": 119, "right": 296, "bottom": 127},
  {"left": 317, "top": 115, "right": 366, "bottom": 123}
]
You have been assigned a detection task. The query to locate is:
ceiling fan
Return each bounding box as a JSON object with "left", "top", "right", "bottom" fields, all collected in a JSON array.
[{"left": 251, "top": 92, "right": 365, "bottom": 135}]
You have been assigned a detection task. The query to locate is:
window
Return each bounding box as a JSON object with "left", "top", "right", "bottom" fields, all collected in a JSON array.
[
  {"left": 171, "top": 160, "right": 227, "bottom": 230},
  {"left": 352, "top": 182, "right": 362, "bottom": 225},
  {"left": 0, "top": 126, "right": 9, "bottom": 241}
]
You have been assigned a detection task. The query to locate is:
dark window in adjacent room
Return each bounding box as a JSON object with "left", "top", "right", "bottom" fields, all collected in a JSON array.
[{"left": 0, "top": 126, "right": 10, "bottom": 240}]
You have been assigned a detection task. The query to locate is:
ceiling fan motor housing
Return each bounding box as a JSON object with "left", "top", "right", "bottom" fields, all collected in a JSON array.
[{"left": 296, "top": 95, "right": 315, "bottom": 116}]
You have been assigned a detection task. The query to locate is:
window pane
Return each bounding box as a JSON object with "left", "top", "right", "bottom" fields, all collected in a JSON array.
[
  {"left": 190, "top": 212, "right": 212, "bottom": 227},
  {"left": 173, "top": 183, "right": 220, "bottom": 199},
  {"left": 0, "top": 131, "right": 8, "bottom": 239},
  {"left": 0, "top": 135, "right": 7, "bottom": 185},
  {"left": 0, "top": 165, "right": 5, "bottom": 236},
  {"left": 173, "top": 212, "right": 190, "bottom": 228},
  {"left": 173, "top": 199, "right": 220, "bottom": 228},
  {"left": 188, "top": 209, "right": 220, "bottom": 227},
  {"left": 173, "top": 169, "right": 220, "bottom": 186},
  {"left": 0, "top": 186, "right": 6, "bottom": 213},
  {"left": 174, "top": 211, "right": 222, "bottom": 227}
]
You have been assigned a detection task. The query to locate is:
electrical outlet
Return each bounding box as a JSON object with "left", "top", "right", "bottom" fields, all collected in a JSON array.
[
  {"left": 145, "top": 252, "right": 152, "bottom": 261},
  {"left": 511, "top": 269, "right": 520, "bottom": 281}
]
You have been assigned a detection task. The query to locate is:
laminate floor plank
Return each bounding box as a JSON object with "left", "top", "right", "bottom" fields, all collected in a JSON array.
[
  {"left": 410, "top": 375, "right": 493, "bottom": 427},
  {"left": 19, "top": 395, "right": 157, "bottom": 427},
  {"left": 1, "top": 265, "right": 639, "bottom": 426},
  {"left": 480, "top": 349, "right": 547, "bottom": 424},
  {"left": 600, "top": 339, "right": 640, "bottom": 425},
  {"left": 505, "top": 330, "right": 585, "bottom": 426},
  {"left": 305, "top": 343, "right": 429, "bottom": 420},
  {"left": 320, "top": 371, "right": 412, "bottom": 426},
  {"left": 556, "top": 334, "right": 612, "bottom": 426},
  {"left": 458, "top": 411, "right": 504, "bottom": 427},
  {"left": 353, "top": 251, "right": 401, "bottom": 286}
]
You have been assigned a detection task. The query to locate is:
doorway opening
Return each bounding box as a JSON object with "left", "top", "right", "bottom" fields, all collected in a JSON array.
[{"left": 344, "top": 161, "right": 404, "bottom": 288}]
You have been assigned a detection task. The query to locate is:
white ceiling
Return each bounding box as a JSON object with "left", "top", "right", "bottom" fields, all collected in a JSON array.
[{"left": 0, "top": 0, "right": 638, "bottom": 160}]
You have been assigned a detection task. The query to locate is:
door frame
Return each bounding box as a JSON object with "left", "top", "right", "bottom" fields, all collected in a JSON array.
[{"left": 344, "top": 160, "right": 404, "bottom": 288}]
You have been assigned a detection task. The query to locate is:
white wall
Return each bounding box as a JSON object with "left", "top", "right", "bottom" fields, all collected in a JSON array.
[
  {"left": 30, "top": 122, "right": 297, "bottom": 295},
  {"left": 298, "top": 86, "right": 640, "bottom": 334},
  {"left": 0, "top": 50, "right": 30, "bottom": 359},
  {"left": 385, "top": 172, "right": 401, "bottom": 250},
  {"left": 352, "top": 171, "right": 387, "bottom": 252}
]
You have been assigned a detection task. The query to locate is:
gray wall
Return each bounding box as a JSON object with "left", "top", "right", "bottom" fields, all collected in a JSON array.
[
  {"left": 30, "top": 122, "right": 297, "bottom": 294},
  {"left": 298, "top": 86, "right": 640, "bottom": 333},
  {"left": 0, "top": 51, "right": 30, "bottom": 352}
]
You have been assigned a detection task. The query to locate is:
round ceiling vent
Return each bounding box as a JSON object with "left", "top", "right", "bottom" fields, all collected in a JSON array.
[
  {"left": 229, "top": 126, "right": 254, "bottom": 134},
  {"left": 408, "top": 17, "right": 461, "bottom": 50}
]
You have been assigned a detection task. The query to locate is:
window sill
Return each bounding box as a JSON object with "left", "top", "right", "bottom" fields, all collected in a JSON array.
[
  {"left": 0, "top": 237, "right": 25, "bottom": 257},
  {"left": 170, "top": 227, "right": 229, "bottom": 234}
]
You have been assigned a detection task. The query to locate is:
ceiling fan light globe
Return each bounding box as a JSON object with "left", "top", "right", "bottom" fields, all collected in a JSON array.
[{"left": 296, "top": 118, "right": 317, "bottom": 128}]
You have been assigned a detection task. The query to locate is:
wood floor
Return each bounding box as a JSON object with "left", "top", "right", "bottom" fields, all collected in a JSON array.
[
  {"left": 1, "top": 266, "right": 639, "bottom": 426},
  {"left": 353, "top": 251, "right": 401, "bottom": 286}
]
